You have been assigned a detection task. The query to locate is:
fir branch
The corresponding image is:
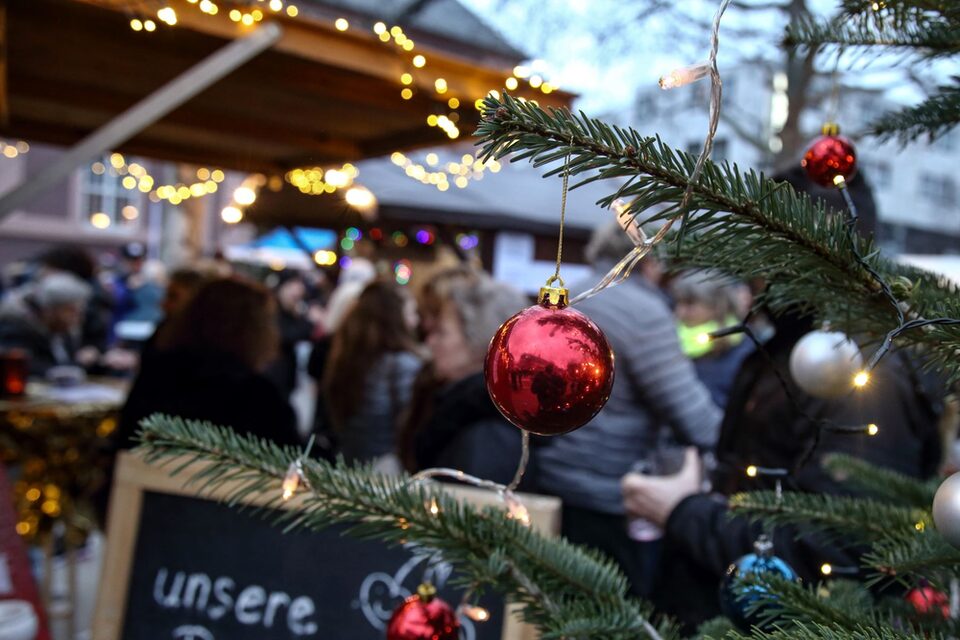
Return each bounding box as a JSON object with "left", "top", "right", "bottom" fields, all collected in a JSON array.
[
  {"left": 739, "top": 575, "right": 878, "bottom": 630},
  {"left": 863, "top": 533, "right": 960, "bottom": 583},
  {"left": 475, "top": 95, "right": 960, "bottom": 380},
  {"left": 730, "top": 621, "right": 936, "bottom": 640},
  {"left": 728, "top": 490, "right": 925, "bottom": 544},
  {"left": 137, "top": 415, "right": 671, "bottom": 640},
  {"left": 868, "top": 80, "right": 960, "bottom": 144},
  {"left": 821, "top": 454, "right": 939, "bottom": 509},
  {"left": 785, "top": 14, "right": 960, "bottom": 57}
]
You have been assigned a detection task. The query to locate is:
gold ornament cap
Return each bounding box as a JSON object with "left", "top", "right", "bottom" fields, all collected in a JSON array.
[
  {"left": 538, "top": 285, "right": 569, "bottom": 309},
  {"left": 821, "top": 122, "right": 840, "bottom": 136},
  {"left": 417, "top": 583, "right": 437, "bottom": 602}
]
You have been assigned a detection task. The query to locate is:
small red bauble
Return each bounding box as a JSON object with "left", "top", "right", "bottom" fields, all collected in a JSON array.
[
  {"left": 801, "top": 123, "right": 857, "bottom": 188},
  {"left": 906, "top": 586, "right": 949, "bottom": 618},
  {"left": 484, "top": 285, "right": 615, "bottom": 436},
  {"left": 386, "top": 584, "right": 460, "bottom": 640}
]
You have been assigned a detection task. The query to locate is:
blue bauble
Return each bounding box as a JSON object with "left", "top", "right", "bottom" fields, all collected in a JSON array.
[{"left": 719, "top": 537, "right": 799, "bottom": 631}]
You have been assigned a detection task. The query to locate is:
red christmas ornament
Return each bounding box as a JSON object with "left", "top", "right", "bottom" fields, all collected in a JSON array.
[
  {"left": 801, "top": 123, "right": 857, "bottom": 188},
  {"left": 906, "top": 586, "right": 950, "bottom": 618},
  {"left": 484, "top": 284, "right": 615, "bottom": 436},
  {"left": 386, "top": 584, "right": 460, "bottom": 640}
]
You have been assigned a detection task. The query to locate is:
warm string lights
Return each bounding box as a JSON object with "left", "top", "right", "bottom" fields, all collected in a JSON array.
[
  {"left": 285, "top": 163, "right": 358, "bottom": 195},
  {"left": 98, "top": 153, "right": 227, "bottom": 206},
  {"left": 220, "top": 174, "right": 267, "bottom": 224},
  {"left": 279, "top": 436, "right": 314, "bottom": 501},
  {"left": 389, "top": 151, "right": 501, "bottom": 192},
  {"left": 0, "top": 140, "right": 30, "bottom": 159}
]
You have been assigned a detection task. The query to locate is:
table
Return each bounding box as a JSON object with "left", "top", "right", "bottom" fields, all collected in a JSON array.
[{"left": 1, "top": 378, "right": 128, "bottom": 640}]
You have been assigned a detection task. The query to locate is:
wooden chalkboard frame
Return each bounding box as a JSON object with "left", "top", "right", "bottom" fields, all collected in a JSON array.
[{"left": 93, "top": 452, "right": 561, "bottom": 640}]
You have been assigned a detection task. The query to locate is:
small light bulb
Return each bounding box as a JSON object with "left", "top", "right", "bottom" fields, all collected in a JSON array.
[
  {"left": 832, "top": 174, "right": 846, "bottom": 187},
  {"left": 659, "top": 61, "right": 710, "bottom": 90},
  {"left": 867, "top": 423, "right": 879, "bottom": 436},
  {"left": 281, "top": 461, "right": 301, "bottom": 500},
  {"left": 130, "top": 18, "right": 144, "bottom": 31},
  {"left": 335, "top": 18, "right": 349, "bottom": 31},
  {"left": 373, "top": 21, "right": 386, "bottom": 34},
  {"left": 853, "top": 371, "right": 870, "bottom": 388},
  {"left": 695, "top": 332, "right": 711, "bottom": 345},
  {"left": 400, "top": 88, "right": 413, "bottom": 100},
  {"left": 434, "top": 78, "right": 447, "bottom": 94},
  {"left": 915, "top": 521, "right": 925, "bottom": 532},
  {"left": 412, "top": 54, "right": 426, "bottom": 68},
  {"left": 462, "top": 605, "right": 490, "bottom": 622},
  {"left": 428, "top": 498, "right": 440, "bottom": 516},
  {"left": 505, "top": 77, "right": 519, "bottom": 91},
  {"left": 821, "top": 563, "right": 832, "bottom": 575},
  {"left": 746, "top": 465, "right": 758, "bottom": 478}
]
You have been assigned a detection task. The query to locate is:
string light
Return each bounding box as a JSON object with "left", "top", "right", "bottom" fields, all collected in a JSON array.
[
  {"left": 505, "top": 77, "right": 519, "bottom": 90},
  {"left": 412, "top": 54, "right": 426, "bottom": 68},
  {"left": 821, "top": 563, "right": 832, "bottom": 575},
  {"left": 659, "top": 61, "right": 711, "bottom": 90},
  {"left": 867, "top": 423, "right": 879, "bottom": 436},
  {"left": 461, "top": 606, "right": 490, "bottom": 622},
  {"left": 334, "top": 18, "right": 349, "bottom": 31},
  {"left": 428, "top": 497, "right": 440, "bottom": 516},
  {"left": 221, "top": 206, "right": 243, "bottom": 223},
  {"left": 746, "top": 465, "right": 758, "bottom": 478},
  {"left": 286, "top": 5, "right": 298, "bottom": 17},
  {"left": 286, "top": 163, "right": 359, "bottom": 195},
  {"left": 389, "top": 151, "right": 500, "bottom": 191},
  {"left": 853, "top": 371, "right": 870, "bottom": 388},
  {"left": 0, "top": 140, "right": 28, "bottom": 158},
  {"left": 281, "top": 461, "right": 302, "bottom": 500},
  {"left": 157, "top": 6, "right": 177, "bottom": 25},
  {"left": 90, "top": 212, "right": 112, "bottom": 229},
  {"left": 130, "top": 18, "right": 143, "bottom": 31},
  {"left": 144, "top": 19, "right": 157, "bottom": 32}
]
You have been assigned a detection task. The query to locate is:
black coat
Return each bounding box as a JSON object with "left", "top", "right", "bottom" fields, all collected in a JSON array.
[
  {"left": 653, "top": 314, "right": 943, "bottom": 632},
  {"left": 116, "top": 347, "right": 303, "bottom": 449},
  {"left": 412, "top": 372, "right": 534, "bottom": 490}
]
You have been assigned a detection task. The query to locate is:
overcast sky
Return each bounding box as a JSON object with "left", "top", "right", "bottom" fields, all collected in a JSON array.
[{"left": 461, "top": 0, "right": 944, "bottom": 113}]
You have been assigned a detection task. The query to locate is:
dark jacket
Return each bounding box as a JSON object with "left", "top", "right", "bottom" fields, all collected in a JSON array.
[
  {"left": 117, "top": 347, "right": 303, "bottom": 449},
  {"left": 0, "top": 299, "right": 80, "bottom": 375},
  {"left": 410, "top": 372, "right": 534, "bottom": 490},
  {"left": 652, "top": 313, "right": 943, "bottom": 631},
  {"left": 692, "top": 338, "right": 754, "bottom": 409}
]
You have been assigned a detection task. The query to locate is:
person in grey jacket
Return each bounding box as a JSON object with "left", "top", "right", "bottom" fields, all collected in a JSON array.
[
  {"left": 323, "top": 280, "right": 424, "bottom": 472},
  {"left": 535, "top": 222, "right": 722, "bottom": 596}
]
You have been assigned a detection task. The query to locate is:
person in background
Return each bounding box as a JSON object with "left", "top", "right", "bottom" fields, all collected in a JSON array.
[
  {"left": 535, "top": 221, "right": 722, "bottom": 598},
  {"left": 36, "top": 245, "right": 113, "bottom": 355},
  {"left": 399, "top": 266, "right": 532, "bottom": 487},
  {"left": 138, "top": 267, "right": 209, "bottom": 364},
  {"left": 619, "top": 168, "right": 944, "bottom": 631},
  {"left": 671, "top": 270, "right": 754, "bottom": 408},
  {"left": 322, "top": 280, "right": 424, "bottom": 473},
  {"left": 0, "top": 271, "right": 93, "bottom": 375},
  {"left": 116, "top": 276, "right": 302, "bottom": 448},
  {"left": 266, "top": 272, "right": 315, "bottom": 399}
]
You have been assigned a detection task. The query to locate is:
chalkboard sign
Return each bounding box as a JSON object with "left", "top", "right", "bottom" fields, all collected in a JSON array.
[{"left": 93, "top": 453, "right": 561, "bottom": 640}]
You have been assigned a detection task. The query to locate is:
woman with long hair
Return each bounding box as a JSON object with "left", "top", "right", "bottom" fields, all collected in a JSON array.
[{"left": 322, "top": 280, "right": 423, "bottom": 470}]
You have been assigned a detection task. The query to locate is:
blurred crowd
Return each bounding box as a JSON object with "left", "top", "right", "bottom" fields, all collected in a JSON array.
[{"left": 0, "top": 171, "right": 954, "bottom": 630}]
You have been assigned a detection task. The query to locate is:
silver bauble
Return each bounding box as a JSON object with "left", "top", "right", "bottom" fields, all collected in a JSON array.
[
  {"left": 933, "top": 472, "right": 960, "bottom": 549},
  {"left": 788, "top": 330, "right": 863, "bottom": 399}
]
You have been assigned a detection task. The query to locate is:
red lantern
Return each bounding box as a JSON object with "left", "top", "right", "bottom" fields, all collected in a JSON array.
[
  {"left": 386, "top": 584, "right": 459, "bottom": 640},
  {"left": 801, "top": 123, "right": 857, "bottom": 188},
  {"left": 485, "top": 285, "right": 615, "bottom": 436}
]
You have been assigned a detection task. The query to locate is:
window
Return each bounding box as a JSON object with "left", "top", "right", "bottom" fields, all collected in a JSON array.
[
  {"left": 918, "top": 173, "right": 957, "bottom": 207},
  {"left": 79, "top": 154, "right": 144, "bottom": 229}
]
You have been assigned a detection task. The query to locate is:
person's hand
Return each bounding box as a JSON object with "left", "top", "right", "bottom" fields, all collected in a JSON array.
[
  {"left": 621, "top": 447, "right": 702, "bottom": 528},
  {"left": 102, "top": 348, "right": 139, "bottom": 371}
]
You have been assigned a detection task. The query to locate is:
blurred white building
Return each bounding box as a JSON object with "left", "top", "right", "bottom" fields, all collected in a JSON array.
[{"left": 617, "top": 62, "right": 960, "bottom": 255}]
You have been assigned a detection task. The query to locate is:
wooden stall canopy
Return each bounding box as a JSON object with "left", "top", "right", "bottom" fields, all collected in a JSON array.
[{"left": 0, "top": 0, "right": 573, "bottom": 175}]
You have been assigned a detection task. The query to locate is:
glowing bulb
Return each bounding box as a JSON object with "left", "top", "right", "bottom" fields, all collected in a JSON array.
[
  {"left": 400, "top": 73, "right": 413, "bottom": 85},
  {"left": 746, "top": 465, "right": 758, "bottom": 478},
  {"left": 2, "top": 146, "right": 18, "bottom": 158},
  {"left": 659, "top": 61, "right": 710, "bottom": 90},
  {"left": 241, "top": 13, "right": 254, "bottom": 26},
  {"left": 390, "top": 25, "right": 403, "bottom": 37},
  {"left": 157, "top": 7, "right": 177, "bottom": 25},
  {"left": 122, "top": 205, "right": 139, "bottom": 220},
  {"left": 412, "top": 54, "right": 426, "bottom": 68},
  {"left": 144, "top": 19, "right": 157, "bottom": 31},
  {"left": 286, "top": 5, "right": 298, "bottom": 17},
  {"left": 853, "top": 371, "right": 869, "bottom": 388},
  {"left": 229, "top": 9, "right": 242, "bottom": 21},
  {"left": 121, "top": 176, "right": 136, "bottom": 190},
  {"left": 15, "top": 141, "right": 29, "bottom": 153},
  {"left": 833, "top": 174, "right": 846, "bottom": 187},
  {"left": 335, "top": 18, "right": 349, "bottom": 31},
  {"left": 130, "top": 18, "right": 143, "bottom": 31},
  {"left": 462, "top": 606, "right": 490, "bottom": 622},
  {"left": 233, "top": 186, "right": 256, "bottom": 205},
  {"left": 425, "top": 153, "right": 438, "bottom": 166},
  {"left": 513, "top": 65, "right": 529, "bottom": 78},
  {"left": 281, "top": 462, "right": 301, "bottom": 500},
  {"left": 434, "top": 78, "right": 447, "bottom": 94},
  {"left": 221, "top": 206, "right": 243, "bottom": 224},
  {"left": 915, "top": 521, "right": 925, "bottom": 532},
  {"left": 373, "top": 21, "right": 386, "bottom": 34},
  {"left": 505, "top": 77, "right": 519, "bottom": 91},
  {"left": 448, "top": 97, "right": 460, "bottom": 109},
  {"left": 324, "top": 169, "right": 349, "bottom": 188},
  {"left": 695, "top": 332, "right": 711, "bottom": 345},
  {"left": 90, "top": 212, "right": 111, "bottom": 229},
  {"left": 821, "top": 563, "right": 832, "bottom": 575},
  {"left": 528, "top": 74, "right": 543, "bottom": 88},
  {"left": 867, "top": 423, "right": 879, "bottom": 436},
  {"left": 426, "top": 115, "right": 438, "bottom": 126},
  {"left": 269, "top": 0, "right": 283, "bottom": 10},
  {"left": 400, "top": 88, "right": 413, "bottom": 100},
  {"left": 345, "top": 186, "right": 376, "bottom": 211},
  {"left": 211, "top": 169, "right": 225, "bottom": 182},
  {"left": 428, "top": 498, "right": 440, "bottom": 516}
]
